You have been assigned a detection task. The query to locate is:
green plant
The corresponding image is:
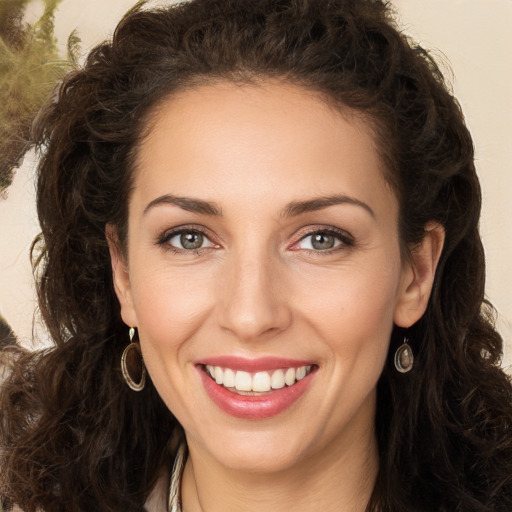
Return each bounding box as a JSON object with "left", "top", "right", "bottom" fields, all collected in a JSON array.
[{"left": 0, "top": 0, "right": 79, "bottom": 194}]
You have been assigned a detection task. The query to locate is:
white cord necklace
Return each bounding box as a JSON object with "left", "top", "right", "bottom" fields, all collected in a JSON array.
[{"left": 168, "top": 442, "right": 187, "bottom": 512}]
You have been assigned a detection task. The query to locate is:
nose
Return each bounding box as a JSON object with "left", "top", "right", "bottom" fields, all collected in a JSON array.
[{"left": 217, "top": 251, "right": 292, "bottom": 342}]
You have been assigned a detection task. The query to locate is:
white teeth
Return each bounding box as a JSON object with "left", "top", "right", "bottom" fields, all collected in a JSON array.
[
  {"left": 223, "top": 368, "right": 235, "bottom": 388},
  {"left": 271, "top": 369, "right": 285, "bottom": 389},
  {"left": 253, "top": 371, "right": 271, "bottom": 392},
  {"left": 235, "top": 371, "right": 252, "bottom": 392},
  {"left": 205, "top": 365, "right": 313, "bottom": 392},
  {"left": 296, "top": 366, "right": 307, "bottom": 380},
  {"left": 284, "top": 367, "right": 296, "bottom": 386}
]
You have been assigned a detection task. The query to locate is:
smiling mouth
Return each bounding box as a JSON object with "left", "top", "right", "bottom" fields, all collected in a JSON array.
[{"left": 203, "top": 364, "right": 315, "bottom": 395}]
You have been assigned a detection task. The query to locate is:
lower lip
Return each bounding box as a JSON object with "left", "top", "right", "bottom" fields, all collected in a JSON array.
[{"left": 198, "top": 367, "right": 315, "bottom": 420}]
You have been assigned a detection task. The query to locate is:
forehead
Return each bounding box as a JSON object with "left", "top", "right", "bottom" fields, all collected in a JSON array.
[{"left": 132, "top": 80, "right": 396, "bottom": 221}]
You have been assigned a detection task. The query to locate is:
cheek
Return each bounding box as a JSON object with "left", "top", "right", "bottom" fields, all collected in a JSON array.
[
  {"left": 127, "top": 262, "right": 218, "bottom": 367},
  {"left": 298, "top": 261, "right": 402, "bottom": 361},
  {"left": 128, "top": 269, "right": 214, "bottom": 416},
  {"left": 304, "top": 258, "right": 401, "bottom": 316}
]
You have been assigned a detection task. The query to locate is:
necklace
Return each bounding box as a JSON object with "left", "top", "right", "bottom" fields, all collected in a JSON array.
[{"left": 168, "top": 442, "right": 187, "bottom": 512}]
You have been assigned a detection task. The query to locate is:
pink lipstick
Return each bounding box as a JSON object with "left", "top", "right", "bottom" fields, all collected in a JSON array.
[{"left": 196, "top": 357, "right": 316, "bottom": 419}]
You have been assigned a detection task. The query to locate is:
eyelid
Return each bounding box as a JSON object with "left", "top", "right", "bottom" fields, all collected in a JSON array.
[
  {"left": 157, "top": 224, "right": 220, "bottom": 251},
  {"left": 289, "top": 226, "right": 355, "bottom": 251},
  {"left": 156, "top": 224, "right": 353, "bottom": 254}
]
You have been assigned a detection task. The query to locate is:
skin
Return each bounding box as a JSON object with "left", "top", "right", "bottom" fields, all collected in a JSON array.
[{"left": 110, "top": 81, "right": 444, "bottom": 511}]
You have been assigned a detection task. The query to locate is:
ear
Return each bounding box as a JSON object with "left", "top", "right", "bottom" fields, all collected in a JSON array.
[
  {"left": 106, "top": 224, "right": 138, "bottom": 328},
  {"left": 394, "top": 222, "right": 445, "bottom": 328}
]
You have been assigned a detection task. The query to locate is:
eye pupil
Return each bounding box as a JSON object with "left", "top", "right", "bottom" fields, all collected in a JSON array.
[
  {"left": 312, "top": 233, "right": 335, "bottom": 250},
  {"left": 180, "top": 232, "right": 203, "bottom": 249}
]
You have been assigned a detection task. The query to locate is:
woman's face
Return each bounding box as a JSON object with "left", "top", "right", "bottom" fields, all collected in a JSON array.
[{"left": 111, "top": 81, "right": 430, "bottom": 473}]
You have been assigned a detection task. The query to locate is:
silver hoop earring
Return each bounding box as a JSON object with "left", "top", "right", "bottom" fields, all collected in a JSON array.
[
  {"left": 394, "top": 335, "right": 414, "bottom": 373},
  {"left": 121, "top": 327, "right": 146, "bottom": 391}
]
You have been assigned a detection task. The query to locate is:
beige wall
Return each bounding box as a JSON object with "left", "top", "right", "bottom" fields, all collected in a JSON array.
[
  {"left": 393, "top": 0, "right": 512, "bottom": 368},
  {"left": 1, "top": 0, "right": 511, "bottom": 368}
]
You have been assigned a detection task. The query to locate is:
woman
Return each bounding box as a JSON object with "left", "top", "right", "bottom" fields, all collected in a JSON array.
[{"left": 1, "top": 0, "right": 511, "bottom": 510}]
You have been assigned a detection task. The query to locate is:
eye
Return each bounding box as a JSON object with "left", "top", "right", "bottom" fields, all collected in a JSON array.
[
  {"left": 294, "top": 229, "right": 353, "bottom": 251},
  {"left": 163, "top": 229, "right": 216, "bottom": 251}
]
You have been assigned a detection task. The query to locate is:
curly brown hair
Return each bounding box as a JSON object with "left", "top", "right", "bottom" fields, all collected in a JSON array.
[{"left": 1, "top": 0, "right": 511, "bottom": 511}]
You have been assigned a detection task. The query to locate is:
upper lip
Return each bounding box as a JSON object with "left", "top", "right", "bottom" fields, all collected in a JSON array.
[{"left": 195, "top": 356, "right": 316, "bottom": 373}]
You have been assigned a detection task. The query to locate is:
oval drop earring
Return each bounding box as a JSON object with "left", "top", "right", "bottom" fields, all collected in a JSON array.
[
  {"left": 394, "top": 335, "right": 414, "bottom": 373},
  {"left": 121, "top": 327, "right": 147, "bottom": 391}
]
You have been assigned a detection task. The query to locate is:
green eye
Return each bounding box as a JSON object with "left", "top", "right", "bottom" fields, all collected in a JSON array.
[
  {"left": 310, "top": 233, "right": 337, "bottom": 250},
  {"left": 297, "top": 231, "right": 343, "bottom": 251},
  {"left": 167, "top": 230, "right": 215, "bottom": 250},
  {"left": 180, "top": 232, "right": 204, "bottom": 249}
]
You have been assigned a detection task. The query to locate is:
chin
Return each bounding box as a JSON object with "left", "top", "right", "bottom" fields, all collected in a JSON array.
[{"left": 189, "top": 426, "right": 312, "bottom": 474}]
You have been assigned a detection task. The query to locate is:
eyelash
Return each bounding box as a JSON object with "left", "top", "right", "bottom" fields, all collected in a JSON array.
[
  {"left": 156, "top": 225, "right": 354, "bottom": 255},
  {"left": 156, "top": 225, "right": 216, "bottom": 255},
  {"left": 291, "top": 227, "right": 354, "bottom": 253}
]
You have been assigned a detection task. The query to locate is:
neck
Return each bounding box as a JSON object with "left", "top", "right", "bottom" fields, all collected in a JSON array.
[{"left": 181, "top": 418, "right": 378, "bottom": 512}]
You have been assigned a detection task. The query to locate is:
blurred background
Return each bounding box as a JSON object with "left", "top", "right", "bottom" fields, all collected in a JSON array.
[{"left": 0, "top": 0, "right": 511, "bottom": 369}]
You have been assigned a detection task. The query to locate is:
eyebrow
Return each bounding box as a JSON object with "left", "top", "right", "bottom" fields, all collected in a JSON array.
[
  {"left": 143, "top": 193, "right": 375, "bottom": 219},
  {"left": 143, "top": 194, "right": 222, "bottom": 216},
  {"left": 281, "top": 195, "right": 375, "bottom": 218}
]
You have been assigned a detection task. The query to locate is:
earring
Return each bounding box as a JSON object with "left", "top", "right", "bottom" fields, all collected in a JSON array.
[
  {"left": 394, "top": 335, "right": 414, "bottom": 373},
  {"left": 121, "top": 327, "right": 146, "bottom": 391}
]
